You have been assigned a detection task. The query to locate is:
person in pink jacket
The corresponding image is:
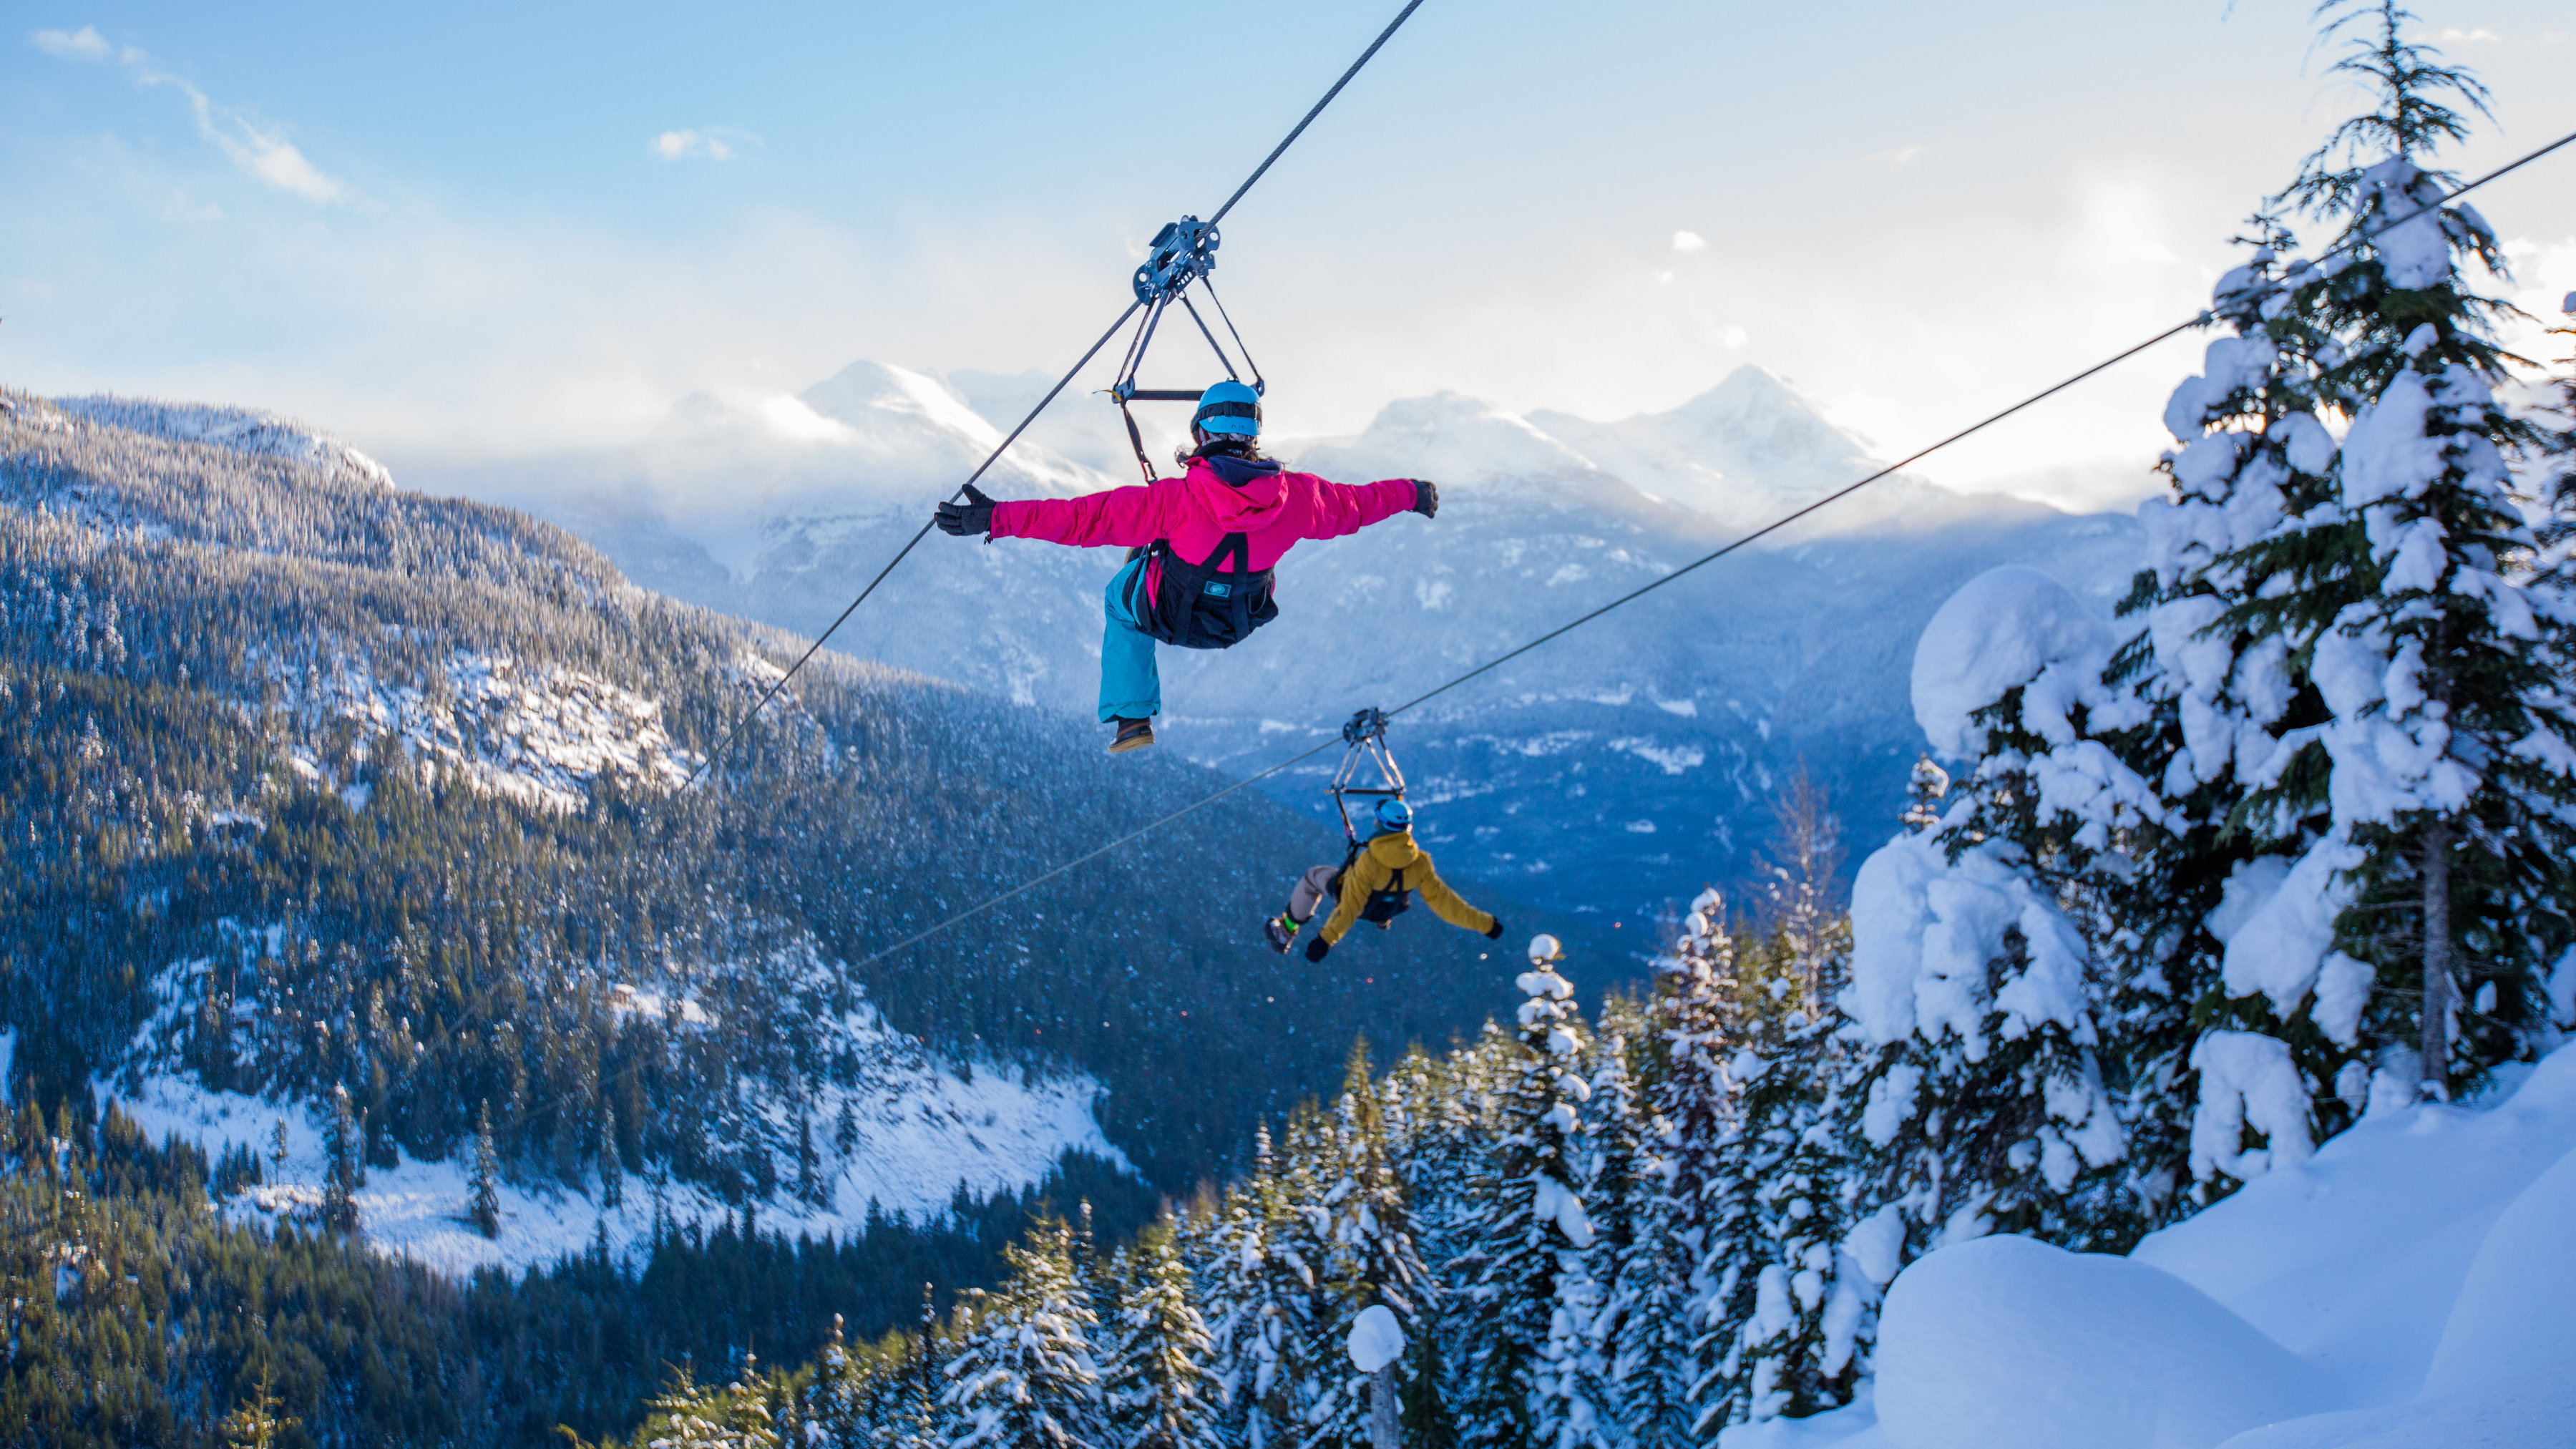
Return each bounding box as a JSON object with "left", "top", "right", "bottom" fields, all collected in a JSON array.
[{"left": 935, "top": 380, "right": 1438, "bottom": 752}]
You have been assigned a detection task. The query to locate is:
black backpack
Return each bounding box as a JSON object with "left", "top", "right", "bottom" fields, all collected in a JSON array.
[
  {"left": 1327, "top": 838, "right": 1413, "bottom": 927},
  {"left": 1123, "top": 533, "right": 1278, "bottom": 650}
]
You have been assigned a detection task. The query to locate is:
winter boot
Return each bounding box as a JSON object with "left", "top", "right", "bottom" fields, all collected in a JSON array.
[
  {"left": 1262, "top": 912, "right": 1299, "bottom": 955},
  {"left": 1109, "top": 717, "right": 1156, "bottom": 754}
]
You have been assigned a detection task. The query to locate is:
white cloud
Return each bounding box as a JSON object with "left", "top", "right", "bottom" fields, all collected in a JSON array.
[
  {"left": 69, "top": 41, "right": 352, "bottom": 203},
  {"left": 2417, "top": 26, "right": 2502, "bottom": 42},
  {"left": 139, "top": 69, "right": 347, "bottom": 202},
  {"left": 29, "top": 25, "right": 109, "bottom": 59},
  {"left": 1867, "top": 144, "right": 1929, "bottom": 166},
  {"left": 653, "top": 128, "right": 756, "bottom": 162},
  {"left": 1672, "top": 230, "right": 1707, "bottom": 253}
]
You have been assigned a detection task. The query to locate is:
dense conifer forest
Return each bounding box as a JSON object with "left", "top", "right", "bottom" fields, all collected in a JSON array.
[{"left": 0, "top": 388, "right": 1523, "bottom": 1194}]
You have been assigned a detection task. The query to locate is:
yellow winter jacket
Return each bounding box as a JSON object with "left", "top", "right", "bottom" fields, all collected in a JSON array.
[{"left": 1318, "top": 829, "right": 1496, "bottom": 946}]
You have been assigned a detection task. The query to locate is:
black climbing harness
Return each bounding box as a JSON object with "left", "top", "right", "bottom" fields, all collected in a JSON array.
[
  {"left": 1103, "top": 216, "right": 1267, "bottom": 483},
  {"left": 1121, "top": 530, "right": 1279, "bottom": 650}
]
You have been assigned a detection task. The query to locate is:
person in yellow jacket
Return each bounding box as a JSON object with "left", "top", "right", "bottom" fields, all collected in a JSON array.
[{"left": 1266, "top": 797, "right": 1506, "bottom": 962}]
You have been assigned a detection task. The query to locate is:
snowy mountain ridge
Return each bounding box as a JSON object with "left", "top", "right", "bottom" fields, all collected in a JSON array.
[
  {"left": 48, "top": 391, "right": 397, "bottom": 490},
  {"left": 452, "top": 360, "right": 2148, "bottom": 915}
]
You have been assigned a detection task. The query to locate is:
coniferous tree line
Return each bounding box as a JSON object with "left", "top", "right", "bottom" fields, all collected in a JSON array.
[{"left": 0, "top": 1093, "right": 1151, "bottom": 1449}]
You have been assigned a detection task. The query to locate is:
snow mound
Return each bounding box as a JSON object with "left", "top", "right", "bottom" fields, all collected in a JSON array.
[
  {"left": 1910, "top": 566, "right": 2112, "bottom": 758},
  {"left": 51, "top": 394, "right": 394, "bottom": 489},
  {"left": 1845, "top": 1043, "right": 2576, "bottom": 1449},
  {"left": 1876, "top": 1234, "right": 2329, "bottom": 1449}
]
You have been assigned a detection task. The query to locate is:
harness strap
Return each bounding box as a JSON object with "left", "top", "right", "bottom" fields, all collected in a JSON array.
[
  {"left": 1211, "top": 531, "right": 1254, "bottom": 638},
  {"left": 1116, "top": 400, "right": 1155, "bottom": 484}
]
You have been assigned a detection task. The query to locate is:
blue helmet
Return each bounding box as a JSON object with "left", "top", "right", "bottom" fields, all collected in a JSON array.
[
  {"left": 1192, "top": 379, "right": 1262, "bottom": 438},
  {"left": 1374, "top": 796, "right": 1413, "bottom": 833}
]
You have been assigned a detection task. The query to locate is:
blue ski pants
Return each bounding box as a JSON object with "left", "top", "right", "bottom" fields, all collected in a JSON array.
[{"left": 1100, "top": 557, "right": 1161, "bottom": 723}]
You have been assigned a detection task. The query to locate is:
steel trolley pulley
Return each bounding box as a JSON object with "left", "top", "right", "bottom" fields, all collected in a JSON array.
[
  {"left": 1327, "top": 706, "right": 1405, "bottom": 847},
  {"left": 1103, "top": 215, "right": 1267, "bottom": 482}
]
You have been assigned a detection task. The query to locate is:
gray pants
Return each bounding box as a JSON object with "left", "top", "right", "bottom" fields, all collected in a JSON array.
[{"left": 1286, "top": 864, "right": 1340, "bottom": 924}]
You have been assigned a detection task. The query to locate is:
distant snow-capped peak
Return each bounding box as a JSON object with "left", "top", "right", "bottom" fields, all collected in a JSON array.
[
  {"left": 1530, "top": 365, "right": 1880, "bottom": 523},
  {"left": 1287, "top": 391, "right": 1600, "bottom": 489}
]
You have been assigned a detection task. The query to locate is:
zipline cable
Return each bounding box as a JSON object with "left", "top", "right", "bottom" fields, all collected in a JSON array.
[
  {"left": 1209, "top": 0, "right": 1430, "bottom": 228},
  {"left": 849, "top": 122, "right": 2576, "bottom": 967},
  {"left": 369, "top": 130, "right": 2576, "bottom": 1161},
  {"left": 685, "top": 0, "right": 1435, "bottom": 786}
]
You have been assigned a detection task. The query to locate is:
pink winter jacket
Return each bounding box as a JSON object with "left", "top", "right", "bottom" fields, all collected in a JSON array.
[{"left": 988, "top": 456, "right": 1417, "bottom": 604}]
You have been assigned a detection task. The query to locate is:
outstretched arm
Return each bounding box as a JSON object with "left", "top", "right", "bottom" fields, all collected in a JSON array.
[
  {"left": 1297, "top": 476, "right": 1433, "bottom": 541},
  {"left": 987, "top": 482, "right": 1171, "bottom": 549},
  {"left": 1411, "top": 851, "right": 1498, "bottom": 936}
]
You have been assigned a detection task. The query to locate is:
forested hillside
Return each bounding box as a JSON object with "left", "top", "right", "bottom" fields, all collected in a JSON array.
[{"left": 0, "top": 386, "right": 1532, "bottom": 1212}]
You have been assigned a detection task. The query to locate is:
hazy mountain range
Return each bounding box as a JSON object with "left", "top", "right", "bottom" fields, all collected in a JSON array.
[{"left": 430, "top": 362, "right": 2150, "bottom": 919}]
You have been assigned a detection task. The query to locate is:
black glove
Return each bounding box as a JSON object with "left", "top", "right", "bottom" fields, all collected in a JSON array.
[
  {"left": 934, "top": 483, "right": 996, "bottom": 537},
  {"left": 1410, "top": 479, "right": 1439, "bottom": 519},
  {"left": 1483, "top": 917, "right": 1505, "bottom": 941},
  {"left": 1304, "top": 934, "right": 1332, "bottom": 962}
]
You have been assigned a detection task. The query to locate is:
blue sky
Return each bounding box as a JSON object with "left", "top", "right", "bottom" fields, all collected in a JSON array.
[{"left": 5, "top": 1, "right": 2572, "bottom": 508}]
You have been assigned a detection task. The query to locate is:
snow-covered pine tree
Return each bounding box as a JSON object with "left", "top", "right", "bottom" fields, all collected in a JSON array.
[
  {"left": 599, "top": 1103, "right": 625, "bottom": 1211},
  {"left": 1193, "top": 1124, "right": 1312, "bottom": 1449},
  {"left": 1707, "top": 1002, "right": 1858, "bottom": 1428},
  {"left": 809, "top": 1314, "right": 870, "bottom": 1449},
  {"left": 638, "top": 1360, "right": 731, "bottom": 1448},
  {"left": 942, "top": 1216, "right": 1104, "bottom": 1449},
  {"left": 1304, "top": 1043, "right": 1434, "bottom": 1449},
  {"left": 1639, "top": 890, "right": 1746, "bottom": 1449},
  {"left": 1450, "top": 960, "right": 1610, "bottom": 1449},
  {"left": 2205, "top": 0, "right": 2576, "bottom": 1123},
  {"left": 1575, "top": 1015, "right": 1689, "bottom": 1449},
  {"left": 2069, "top": 215, "right": 2348, "bottom": 1213},
  {"left": 1383, "top": 1038, "right": 1494, "bottom": 1449},
  {"left": 217, "top": 1364, "right": 295, "bottom": 1449},
  {"left": 470, "top": 1099, "right": 502, "bottom": 1239},
  {"left": 322, "top": 1085, "right": 360, "bottom": 1234},
  {"left": 1266, "top": 1103, "right": 1347, "bottom": 1440},
  {"left": 1100, "top": 1219, "right": 1216, "bottom": 1449},
  {"left": 1844, "top": 560, "right": 2137, "bottom": 1260}
]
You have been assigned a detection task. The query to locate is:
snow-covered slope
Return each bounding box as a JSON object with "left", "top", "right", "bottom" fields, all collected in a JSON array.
[
  {"left": 1750, "top": 1043, "right": 2576, "bottom": 1449},
  {"left": 107, "top": 978, "right": 1124, "bottom": 1279},
  {"left": 455, "top": 363, "right": 2147, "bottom": 918}
]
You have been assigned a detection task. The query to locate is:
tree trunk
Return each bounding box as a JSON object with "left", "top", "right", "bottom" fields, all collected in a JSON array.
[
  {"left": 1370, "top": 1363, "right": 1400, "bottom": 1449},
  {"left": 2421, "top": 817, "right": 2454, "bottom": 1098}
]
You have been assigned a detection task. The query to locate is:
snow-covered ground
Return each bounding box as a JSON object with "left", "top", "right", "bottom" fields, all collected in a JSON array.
[
  {"left": 269, "top": 648, "right": 698, "bottom": 811},
  {"left": 1719, "top": 1040, "right": 2576, "bottom": 1449},
  {"left": 108, "top": 1002, "right": 1127, "bottom": 1279}
]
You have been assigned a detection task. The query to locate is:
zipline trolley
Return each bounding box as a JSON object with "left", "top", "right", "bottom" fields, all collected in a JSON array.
[
  {"left": 1102, "top": 215, "right": 1267, "bottom": 482},
  {"left": 1327, "top": 706, "right": 1405, "bottom": 848}
]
